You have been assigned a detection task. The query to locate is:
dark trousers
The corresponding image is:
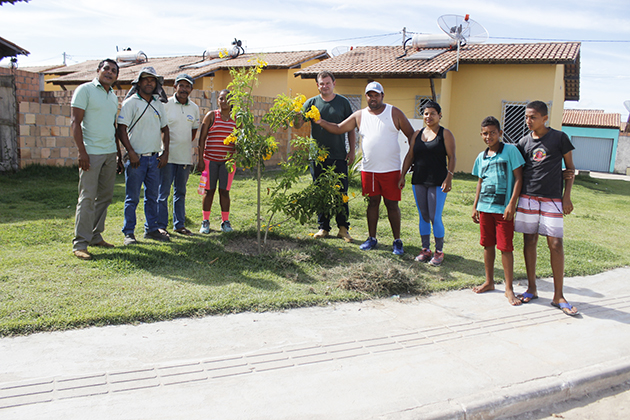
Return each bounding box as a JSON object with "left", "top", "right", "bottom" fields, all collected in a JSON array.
[{"left": 310, "top": 158, "right": 350, "bottom": 231}]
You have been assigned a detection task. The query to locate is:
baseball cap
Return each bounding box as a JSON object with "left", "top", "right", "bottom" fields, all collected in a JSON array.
[
  {"left": 175, "top": 73, "right": 194, "bottom": 86},
  {"left": 365, "top": 81, "right": 384, "bottom": 94}
]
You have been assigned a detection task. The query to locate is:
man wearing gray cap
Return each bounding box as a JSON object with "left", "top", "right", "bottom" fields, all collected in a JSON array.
[
  {"left": 117, "top": 66, "right": 170, "bottom": 244},
  {"left": 157, "top": 74, "right": 200, "bottom": 236},
  {"left": 315, "top": 81, "right": 414, "bottom": 255}
]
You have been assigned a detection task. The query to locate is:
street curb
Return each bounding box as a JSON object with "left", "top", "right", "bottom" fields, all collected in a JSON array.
[{"left": 377, "top": 356, "right": 630, "bottom": 420}]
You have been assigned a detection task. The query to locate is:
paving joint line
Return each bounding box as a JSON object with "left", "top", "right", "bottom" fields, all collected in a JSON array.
[{"left": 1, "top": 295, "right": 628, "bottom": 410}]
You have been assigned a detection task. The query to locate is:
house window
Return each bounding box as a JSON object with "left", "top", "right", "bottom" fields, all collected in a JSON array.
[
  {"left": 345, "top": 95, "right": 362, "bottom": 113},
  {"left": 414, "top": 96, "right": 433, "bottom": 118},
  {"left": 501, "top": 101, "right": 528, "bottom": 144}
]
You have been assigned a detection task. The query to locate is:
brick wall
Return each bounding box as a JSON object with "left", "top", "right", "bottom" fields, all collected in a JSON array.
[
  {"left": 0, "top": 67, "right": 41, "bottom": 103},
  {"left": 18, "top": 102, "right": 73, "bottom": 166},
  {"left": 19, "top": 87, "right": 310, "bottom": 168}
]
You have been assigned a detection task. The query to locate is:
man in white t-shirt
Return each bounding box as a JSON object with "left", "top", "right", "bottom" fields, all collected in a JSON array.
[
  {"left": 315, "top": 81, "right": 414, "bottom": 255},
  {"left": 157, "top": 74, "right": 200, "bottom": 236}
]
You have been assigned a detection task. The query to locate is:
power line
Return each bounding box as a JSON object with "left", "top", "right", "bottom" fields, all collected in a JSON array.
[
  {"left": 251, "top": 32, "right": 401, "bottom": 51},
  {"left": 490, "top": 36, "right": 630, "bottom": 43}
]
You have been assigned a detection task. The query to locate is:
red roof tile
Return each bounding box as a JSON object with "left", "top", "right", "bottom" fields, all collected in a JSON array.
[
  {"left": 295, "top": 43, "right": 580, "bottom": 79},
  {"left": 21, "top": 64, "right": 66, "bottom": 73},
  {"left": 294, "top": 42, "right": 580, "bottom": 101},
  {"left": 563, "top": 109, "right": 621, "bottom": 129},
  {"left": 48, "top": 50, "right": 328, "bottom": 86}
]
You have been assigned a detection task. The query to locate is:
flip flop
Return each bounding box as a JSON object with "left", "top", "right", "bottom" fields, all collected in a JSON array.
[
  {"left": 517, "top": 292, "right": 538, "bottom": 303},
  {"left": 174, "top": 228, "right": 193, "bottom": 236},
  {"left": 551, "top": 301, "right": 579, "bottom": 316}
]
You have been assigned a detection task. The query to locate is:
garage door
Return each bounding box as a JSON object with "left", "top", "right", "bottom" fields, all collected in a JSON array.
[{"left": 570, "top": 136, "right": 613, "bottom": 172}]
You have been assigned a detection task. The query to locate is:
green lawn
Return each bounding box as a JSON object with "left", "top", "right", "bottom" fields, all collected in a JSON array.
[{"left": 1, "top": 165, "right": 629, "bottom": 336}]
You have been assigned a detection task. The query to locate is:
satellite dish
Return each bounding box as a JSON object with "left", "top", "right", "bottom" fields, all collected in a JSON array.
[
  {"left": 624, "top": 100, "right": 630, "bottom": 113},
  {"left": 437, "top": 14, "right": 488, "bottom": 71},
  {"left": 331, "top": 46, "right": 350, "bottom": 57}
]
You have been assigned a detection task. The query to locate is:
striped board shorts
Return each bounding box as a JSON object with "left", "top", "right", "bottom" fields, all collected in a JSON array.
[{"left": 514, "top": 194, "right": 564, "bottom": 238}]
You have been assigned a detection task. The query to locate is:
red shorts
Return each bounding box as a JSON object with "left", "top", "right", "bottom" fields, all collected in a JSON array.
[
  {"left": 479, "top": 212, "right": 514, "bottom": 252},
  {"left": 361, "top": 171, "right": 401, "bottom": 201}
]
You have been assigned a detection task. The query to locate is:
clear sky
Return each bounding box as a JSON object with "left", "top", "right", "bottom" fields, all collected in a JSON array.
[{"left": 1, "top": 0, "right": 629, "bottom": 120}]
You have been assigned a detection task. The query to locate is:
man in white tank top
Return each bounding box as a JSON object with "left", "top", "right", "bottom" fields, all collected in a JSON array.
[{"left": 315, "top": 82, "right": 414, "bottom": 255}]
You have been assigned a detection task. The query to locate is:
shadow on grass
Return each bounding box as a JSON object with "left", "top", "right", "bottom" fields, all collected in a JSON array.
[
  {"left": 419, "top": 252, "right": 487, "bottom": 290},
  {"left": 0, "top": 165, "right": 128, "bottom": 224},
  {"left": 91, "top": 230, "right": 347, "bottom": 290}
]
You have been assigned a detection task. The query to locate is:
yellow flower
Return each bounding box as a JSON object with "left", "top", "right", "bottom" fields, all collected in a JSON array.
[
  {"left": 342, "top": 194, "right": 349, "bottom": 203},
  {"left": 263, "top": 152, "right": 272, "bottom": 160},
  {"left": 218, "top": 48, "right": 229, "bottom": 59},
  {"left": 289, "top": 121, "right": 294, "bottom": 127},
  {"left": 304, "top": 105, "right": 321, "bottom": 121},
  {"left": 352, "top": 192, "right": 356, "bottom": 197},
  {"left": 317, "top": 155, "right": 325, "bottom": 162},
  {"left": 223, "top": 134, "right": 237, "bottom": 145},
  {"left": 334, "top": 185, "right": 340, "bottom": 190},
  {"left": 254, "top": 58, "right": 268, "bottom": 74},
  {"left": 291, "top": 94, "right": 306, "bottom": 112}
]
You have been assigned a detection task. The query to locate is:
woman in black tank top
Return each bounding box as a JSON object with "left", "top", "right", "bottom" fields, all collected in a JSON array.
[{"left": 399, "top": 101, "right": 457, "bottom": 266}]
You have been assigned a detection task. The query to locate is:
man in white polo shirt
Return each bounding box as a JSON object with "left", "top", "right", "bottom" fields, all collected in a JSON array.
[
  {"left": 157, "top": 73, "right": 200, "bottom": 236},
  {"left": 117, "top": 66, "right": 170, "bottom": 245},
  {"left": 71, "top": 58, "right": 121, "bottom": 260}
]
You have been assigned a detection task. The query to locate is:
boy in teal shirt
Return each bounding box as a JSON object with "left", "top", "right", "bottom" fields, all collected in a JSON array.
[{"left": 471, "top": 116, "right": 525, "bottom": 306}]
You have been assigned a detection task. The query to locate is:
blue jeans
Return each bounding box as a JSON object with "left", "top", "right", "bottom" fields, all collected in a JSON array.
[
  {"left": 158, "top": 163, "right": 190, "bottom": 230},
  {"left": 122, "top": 154, "right": 160, "bottom": 235}
]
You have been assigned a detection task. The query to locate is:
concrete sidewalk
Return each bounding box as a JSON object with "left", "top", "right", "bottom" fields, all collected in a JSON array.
[{"left": 1, "top": 267, "right": 629, "bottom": 419}]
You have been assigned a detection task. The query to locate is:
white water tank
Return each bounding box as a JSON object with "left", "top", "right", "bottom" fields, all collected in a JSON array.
[
  {"left": 204, "top": 46, "right": 240, "bottom": 60},
  {"left": 116, "top": 50, "right": 147, "bottom": 63},
  {"left": 412, "top": 34, "right": 457, "bottom": 48}
]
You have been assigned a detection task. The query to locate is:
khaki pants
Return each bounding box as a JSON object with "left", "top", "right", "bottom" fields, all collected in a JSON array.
[{"left": 73, "top": 153, "right": 117, "bottom": 251}]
